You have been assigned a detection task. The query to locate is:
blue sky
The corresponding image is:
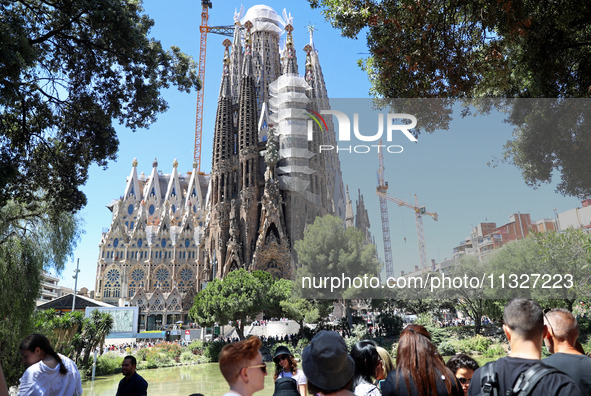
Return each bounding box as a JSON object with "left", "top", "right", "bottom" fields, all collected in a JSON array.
[{"left": 59, "top": 1, "right": 583, "bottom": 290}]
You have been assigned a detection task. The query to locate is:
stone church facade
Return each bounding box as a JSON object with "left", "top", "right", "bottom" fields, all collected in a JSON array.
[{"left": 94, "top": 5, "right": 354, "bottom": 328}]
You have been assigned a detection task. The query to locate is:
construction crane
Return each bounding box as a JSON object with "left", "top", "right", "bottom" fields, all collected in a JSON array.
[
  {"left": 376, "top": 142, "right": 394, "bottom": 279},
  {"left": 194, "top": 0, "right": 234, "bottom": 172},
  {"left": 376, "top": 148, "right": 438, "bottom": 271}
]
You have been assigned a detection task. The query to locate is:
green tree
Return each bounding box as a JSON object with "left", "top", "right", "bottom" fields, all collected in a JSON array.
[
  {"left": 485, "top": 229, "right": 591, "bottom": 309},
  {"left": 81, "top": 310, "right": 114, "bottom": 366},
  {"left": 189, "top": 269, "right": 268, "bottom": 340},
  {"left": 294, "top": 215, "right": 381, "bottom": 299},
  {"left": 0, "top": 202, "right": 78, "bottom": 385},
  {"left": 0, "top": 0, "right": 199, "bottom": 219},
  {"left": 309, "top": 0, "right": 591, "bottom": 197}
]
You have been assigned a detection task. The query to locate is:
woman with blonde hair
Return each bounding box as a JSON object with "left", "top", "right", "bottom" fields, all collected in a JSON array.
[
  {"left": 374, "top": 346, "right": 394, "bottom": 390},
  {"left": 381, "top": 325, "right": 462, "bottom": 396}
]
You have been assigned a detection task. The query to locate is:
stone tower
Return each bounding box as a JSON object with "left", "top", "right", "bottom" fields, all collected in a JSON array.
[{"left": 203, "top": 4, "right": 346, "bottom": 281}]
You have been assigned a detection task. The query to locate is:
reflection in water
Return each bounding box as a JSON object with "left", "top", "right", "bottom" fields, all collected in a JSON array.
[{"left": 83, "top": 363, "right": 275, "bottom": 396}]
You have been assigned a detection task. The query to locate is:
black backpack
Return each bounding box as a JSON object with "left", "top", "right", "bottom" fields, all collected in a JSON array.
[{"left": 476, "top": 361, "right": 560, "bottom": 396}]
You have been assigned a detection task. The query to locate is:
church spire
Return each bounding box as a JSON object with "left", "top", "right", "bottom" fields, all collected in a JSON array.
[
  {"left": 219, "top": 39, "right": 232, "bottom": 98},
  {"left": 242, "top": 21, "right": 254, "bottom": 77},
  {"left": 283, "top": 24, "right": 297, "bottom": 74},
  {"left": 345, "top": 185, "right": 354, "bottom": 228},
  {"left": 238, "top": 20, "right": 258, "bottom": 153}
]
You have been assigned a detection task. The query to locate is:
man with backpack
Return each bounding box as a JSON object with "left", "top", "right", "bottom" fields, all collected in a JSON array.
[{"left": 467, "top": 298, "right": 582, "bottom": 396}]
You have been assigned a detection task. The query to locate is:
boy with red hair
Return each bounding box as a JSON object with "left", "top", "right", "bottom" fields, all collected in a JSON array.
[{"left": 219, "top": 336, "right": 267, "bottom": 396}]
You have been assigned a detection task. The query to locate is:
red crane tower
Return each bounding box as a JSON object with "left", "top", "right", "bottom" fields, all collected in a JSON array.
[{"left": 194, "top": 0, "right": 234, "bottom": 172}]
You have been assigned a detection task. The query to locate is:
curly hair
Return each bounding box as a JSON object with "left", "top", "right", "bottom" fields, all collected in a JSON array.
[{"left": 273, "top": 354, "right": 299, "bottom": 380}]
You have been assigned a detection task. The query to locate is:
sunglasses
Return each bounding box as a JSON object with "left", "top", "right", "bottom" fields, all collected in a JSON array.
[
  {"left": 245, "top": 364, "right": 267, "bottom": 374},
  {"left": 278, "top": 355, "right": 289, "bottom": 361},
  {"left": 458, "top": 377, "right": 471, "bottom": 385}
]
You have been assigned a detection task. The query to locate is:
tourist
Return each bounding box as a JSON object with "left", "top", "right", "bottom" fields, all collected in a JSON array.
[
  {"left": 219, "top": 336, "right": 267, "bottom": 396},
  {"left": 542, "top": 308, "right": 591, "bottom": 394},
  {"left": 273, "top": 377, "right": 300, "bottom": 396},
  {"left": 374, "top": 346, "right": 394, "bottom": 390},
  {"left": 115, "top": 355, "right": 148, "bottom": 396},
  {"left": 302, "top": 330, "right": 355, "bottom": 395},
  {"left": 350, "top": 340, "right": 381, "bottom": 396},
  {"left": 18, "top": 333, "right": 83, "bottom": 396},
  {"left": 445, "top": 354, "right": 479, "bottom": 396},
  {"left": 381, "top": 325, "right": 462, "bottom": 396},
  {"left": 467, "top": 298, "right": 581, "bottom": 396},
  {"left": 273, "top": 346, "right": 307, "bottom": 396}
]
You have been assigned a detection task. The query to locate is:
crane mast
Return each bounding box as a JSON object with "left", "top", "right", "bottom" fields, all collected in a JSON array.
[
  {"left": 376, "top": 147, "right": 438, "bottom": 272},
  {"left": 193, "top": 0, "right": 234, "bottom": 172},
  {"left": 376, "top": 144, "right": 394, "bottom": 279}
]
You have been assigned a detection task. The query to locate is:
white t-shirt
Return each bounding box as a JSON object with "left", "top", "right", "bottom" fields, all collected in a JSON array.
[
  {"left": 278, "top": 369, "right": 307, "bottom": 385},
  {"left": 18, "top": 354, "right": 83, "bottom": 396}
]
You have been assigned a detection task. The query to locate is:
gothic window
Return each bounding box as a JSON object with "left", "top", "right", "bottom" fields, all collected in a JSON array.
[
  {"left": 177, "top": 267, "right": 194, "bottom": 293},
  {"left": 128, "top": 204, "right": 134, "bottom": 215},
  {"left": 131, "top": 268, "right": 145, "bottom": 282},
  {"left": 149, "top": 204, "right": 155, "bottom": 215},
  {"left": 113, "top": 281, "right": 121, "bottom": 298},
  {"left": 113, "top": 238, "right": 119, "bottom": 248},
  {"left": 185, "top": 239, "right": 190, "bottom": 248},
  {"left": 154, "top": 267, "right": 170, "bottom": 290},
  {"left": 106, "top": 268, "right": 120, "bottom": 282},
  {"left": 138, "top": 238, "right": 143, "bottom": 248}
]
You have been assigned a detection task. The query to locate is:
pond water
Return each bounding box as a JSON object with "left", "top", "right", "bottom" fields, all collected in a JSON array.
[{"left": 82, "top": 363, "right": 275, "bottom": 396}]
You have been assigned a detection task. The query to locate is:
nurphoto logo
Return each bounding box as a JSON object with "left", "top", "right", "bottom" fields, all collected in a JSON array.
[{"left": 306, "top": 109, "right": 418, "bottom": 154}]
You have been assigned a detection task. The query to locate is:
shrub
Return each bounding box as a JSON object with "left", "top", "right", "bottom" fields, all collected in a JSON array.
[
  {"left": 483, "top": 343, "right": 505, "bottom": 358},
  {"left": 438, "top": 341, "right": 457, "bottom": 356},
  {"left": 204, "top": 341, "right": 228, "bottom": 362},
  {"left": 464, "top": 335, "right": 492, "bottom": 353},
  {"left": 180, "top": 350, "right": 197, "bottom": 363},
  {"left": 95, "top": 353, "right": 123, "bottom": 376},
  {"left": 188, "top": 339, "right": 205, "bottom": 355}
]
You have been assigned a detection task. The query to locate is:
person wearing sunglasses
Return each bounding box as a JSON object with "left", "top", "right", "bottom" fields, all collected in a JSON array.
[
  {"left": 219, "top": 336, "right": 267, "bottom": 396},
  {"left": 273, "top": 346, "right": 307, "bottom": 396},
  {"left": 445, "top": 354, "right": 479, "bottom": 396}
]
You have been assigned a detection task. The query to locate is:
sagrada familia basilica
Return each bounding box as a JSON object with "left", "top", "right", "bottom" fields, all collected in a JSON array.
[{"left": 93, "top": 5, "right": 370, "bottom": 329}]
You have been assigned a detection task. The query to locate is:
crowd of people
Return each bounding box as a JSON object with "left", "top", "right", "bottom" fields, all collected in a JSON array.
[
  {"left": 2, "top": 298, "right": 590, "bottom": 396},
  {"left": 221, "top": 298, "right": 591, "bottom": 396}
]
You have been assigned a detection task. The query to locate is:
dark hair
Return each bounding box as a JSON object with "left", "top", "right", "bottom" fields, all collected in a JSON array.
[
  {"left": 273, "top": 353, "right": 298, "bottom": 381},
  {"left": 503, "top": 298, "right": 543, "bottom": 339},
  {"left": 395, "top": 325, "right": 454, "bottom": 396},
  {"left": 20, "top": 333, "right": 67, "bottom": 375},
  {"left": 123, "top": 355, "right": 137, "bottom": 366},
  {"left": 351, "top": 340, "right": 379, "bottom": 388},
  {"left": 445, "top": 353, "right": 479, "bottom": 374}
]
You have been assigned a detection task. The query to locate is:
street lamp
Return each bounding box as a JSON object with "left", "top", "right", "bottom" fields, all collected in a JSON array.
[{"left": 72, "top": 258, "right": 80, "bottom": 312}]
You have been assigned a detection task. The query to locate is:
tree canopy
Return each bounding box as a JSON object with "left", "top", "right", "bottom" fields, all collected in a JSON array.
[
  {"left": 189, "top": 269, "right": 270, "bottom": 340},
  {"left": 309, "top": 0, "right": 591, "bottom": 197},
  {"left": 294, "top": 214, "right": 381, "bottom": 299},
  {"left": 0, "top": 0, "right": 199, "bottom": 219}
]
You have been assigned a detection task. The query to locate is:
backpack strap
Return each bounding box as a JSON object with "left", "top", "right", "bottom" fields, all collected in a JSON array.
[
  {"left": 480, "top": 361, "right": 499, "bottom": 396},
  {"left": 508, "top": 362, "right": 560, "bottom": 396}
]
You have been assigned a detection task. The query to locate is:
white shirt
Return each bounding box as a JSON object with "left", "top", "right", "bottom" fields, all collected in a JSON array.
[{"left": 18, "top": 354, "right": 82, "bottom": 396}]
